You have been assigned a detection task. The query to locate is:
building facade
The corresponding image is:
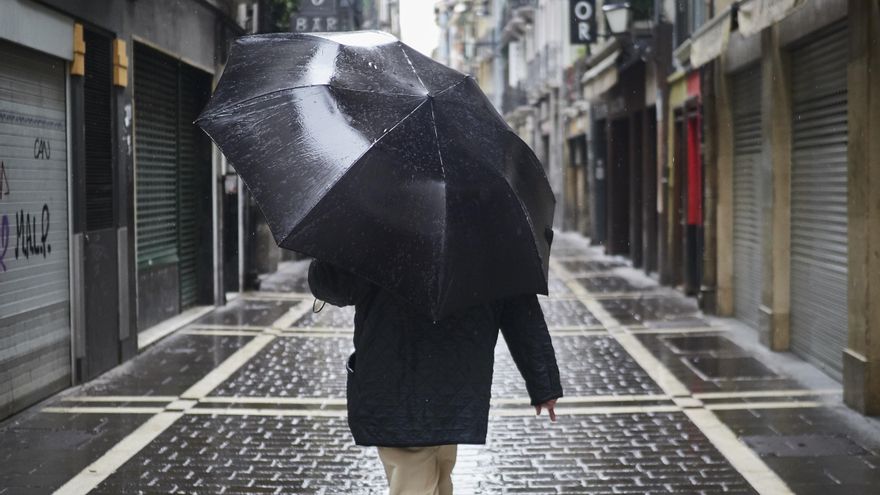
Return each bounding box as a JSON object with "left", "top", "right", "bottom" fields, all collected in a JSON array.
[
  {"left": 0, "top": 0, "right": 249, "bottom": 420},
  {"left": 438, "top": 0, "right": 880, "bottom": 415}
]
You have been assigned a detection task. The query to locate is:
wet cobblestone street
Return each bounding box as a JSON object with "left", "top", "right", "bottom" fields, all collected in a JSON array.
[{"left": 2, "top": 234, "right": 880, "bottom": 494}]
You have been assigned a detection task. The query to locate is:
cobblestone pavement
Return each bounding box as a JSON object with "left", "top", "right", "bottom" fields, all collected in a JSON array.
[{"left": 3, "top": 234, "right": 880, "bottom": 494}]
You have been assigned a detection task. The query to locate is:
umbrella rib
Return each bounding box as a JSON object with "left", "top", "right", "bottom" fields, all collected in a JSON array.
[
  {"left": 398, "top": 44, "right": 428, "bottom": 94},
  {"left": 278, "top": 97, "right": 432, "bottom": 248},
  {"left": 428, "top": 104, "right": 447, "bottom": 180},
  {"left": 433, "top": 76, "right": 469, "bottom": 97}
]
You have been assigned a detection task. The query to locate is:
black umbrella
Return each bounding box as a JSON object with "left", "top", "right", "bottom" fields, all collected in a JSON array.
[{"left": 196, "top": 31, "right": 555, "bottom": 320}]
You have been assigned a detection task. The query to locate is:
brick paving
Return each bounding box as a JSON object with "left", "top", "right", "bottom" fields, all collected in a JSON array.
[
  {"left": 492, "top": 337, "right": 663, "bottom": 399},
  {"left": 211, "top": 336, "right": 352, "bottom": 399},
  {"left": 2, "top": 233, "right": 880, "bottom": 494}
]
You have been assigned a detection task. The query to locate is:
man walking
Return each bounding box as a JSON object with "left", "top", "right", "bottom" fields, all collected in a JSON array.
[{"left": 309, "top": 259, "right": 563, "bottom": 495}]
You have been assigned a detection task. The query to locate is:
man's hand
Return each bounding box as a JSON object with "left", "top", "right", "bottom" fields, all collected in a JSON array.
[{"left": 535, "top": 399, "right": 557, "bottom": 422}]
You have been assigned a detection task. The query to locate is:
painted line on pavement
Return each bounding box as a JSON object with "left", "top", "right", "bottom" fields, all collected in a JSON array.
[
  {"left": 628, "top": 326, "right": 724, "bottom": 334},
  {"left": 705, "top": 401, "right": 826, "bottom": 411},
  {"left": 490, "top": 394, "right": 669, "bottom": 405},
  {"left": 183, "top": 329, "right": 264, "bottom": 337},
  {"left": 52, "top": 412, "right": 183, "bottom": 495},
  {"left": 685, "top": 409, "right": 794, "bottom": 494},
  {"left": 547, "top": 324, "right": 606, "bottom": 332},
  {"left": 188, "top": 407, "right": 348, "bottom": 417},
  {"left": 285, "top": 326, "right": 352, "bottom": 333},
  {"left": 41, "top": 400, "right": 828, "bottom": 419},
  {"left": 545, "top": 294, "right": 579, "bottom": 301},
  {"left": 694, "top": 389, "right": 841, "bottom": 400},
  {"left": 201, "top": 396, "right": 347, "bottom": 405},
  {"left": 549, "top": 330, "right": 608, "bottom": 338},
  {"left": 186, "top": 323, "right": 268, "bottom": 331},
  {"left": 491, "top": 404, "right": 681, "bottom": 417},
  {"left": 61, "top": 396, "right": 178, "bottom": 403},
  {"left": 277, "top": 332, "right": 354, "bottom": 339},
  {"left": 43, "top": 406, "right": 167, "bottom": 415}
]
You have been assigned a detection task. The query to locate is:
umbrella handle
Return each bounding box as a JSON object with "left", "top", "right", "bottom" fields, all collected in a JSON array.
[{"left": 313, "top": 298, "right": 326, "bottom": 313}]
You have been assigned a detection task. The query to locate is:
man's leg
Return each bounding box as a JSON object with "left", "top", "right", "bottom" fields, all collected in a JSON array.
[
  {"left": 436, "top": 445, "right": 457, "bottom": 495},
  {"left": 377, "top": 446, "right": 440, "bottom": 495},
  {"left": 376, "top": 445, "right": 457, "bottom": 495}
]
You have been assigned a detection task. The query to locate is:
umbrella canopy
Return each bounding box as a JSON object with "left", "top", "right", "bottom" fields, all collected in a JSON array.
[{"left": 196, "top": 31, "right": 555, "bottom": 320}]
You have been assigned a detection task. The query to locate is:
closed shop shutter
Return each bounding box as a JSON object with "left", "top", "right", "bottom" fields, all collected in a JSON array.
[
  {"left": 177, "top": 65, "right": 210, "bottom": 309},
  {"left": 789, "top": 22, "right": 848, "bottom": 379},
  {"left": 0, "top": 40, "right": 70, "bottom": 416},
  {"left": 730, "top": 65, "right": 763, "bottom": 329},
  {"left": 83, "top": 30, "right": 114, "bottom": 231},
  {"left": 135, "top": 43, "right": 212, "bottom": 322},
  {"left": 134, "top": 43, "right": 179, "bottom": 269}
]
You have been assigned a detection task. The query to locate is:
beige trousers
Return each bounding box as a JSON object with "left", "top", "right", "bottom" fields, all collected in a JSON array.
[{"left": 376, "top": 445, "right": 457, "bottom": 495}]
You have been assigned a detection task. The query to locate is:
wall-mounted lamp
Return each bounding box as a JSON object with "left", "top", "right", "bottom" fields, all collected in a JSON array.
[{"left": 602, "top": 2, "right": 632, "bottom": 36}]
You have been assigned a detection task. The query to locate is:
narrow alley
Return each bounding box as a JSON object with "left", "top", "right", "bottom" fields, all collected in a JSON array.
[{"left": 2, "top": 234, "right": 878, "bottom": 494}]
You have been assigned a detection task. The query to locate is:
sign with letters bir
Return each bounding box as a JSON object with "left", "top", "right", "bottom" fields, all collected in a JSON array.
[
  {"left": 291, "top": 0, "right": 347, "bottom": 32},
  {"left": 570, "top": 0, "right": 597, "bottom": 44}
]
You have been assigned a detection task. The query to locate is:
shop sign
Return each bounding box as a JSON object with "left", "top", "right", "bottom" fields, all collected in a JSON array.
[
  {"left": 291, "top": 0, "right": 349, "bottom": 32},
  {"left": 570, "top": 0, "right": 597, "bottom": 44}
]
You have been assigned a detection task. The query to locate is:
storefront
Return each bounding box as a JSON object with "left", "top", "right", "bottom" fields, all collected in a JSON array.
[
  {"left": 787, "top": 21, "right": 849, "bottom": 378},
  {"left": 0, "top": 2, "right": 73, "bottom": 418},
  {"left": 564, "top": 110, "right": 589, "bottom": 236},
  {"left": 729, "top": 64, "right": 763, "bottom": 330},
  {"left": 133, "top": 42, "right": 213, "bottom": 330},
  {"left": 666, "top": 70, "right": 702, "bottom": 294}
]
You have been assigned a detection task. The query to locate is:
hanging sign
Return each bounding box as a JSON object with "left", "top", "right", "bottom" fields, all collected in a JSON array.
[
  {"left": 570, "top": 0, "right": 597, "bottom": 44},
  {"left": 291, "top": 0, "right": 350, "bottom": 32}
]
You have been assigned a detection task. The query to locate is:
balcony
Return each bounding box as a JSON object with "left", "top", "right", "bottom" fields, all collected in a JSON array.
[
  {"left": 500, "top": 0, "right": 537, "bottom": 45},
  {"left": 522, "top": 44, "right": 561, "bottom": 94}
]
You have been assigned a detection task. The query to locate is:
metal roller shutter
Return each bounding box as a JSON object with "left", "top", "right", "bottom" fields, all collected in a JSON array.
[
  {"left": 134, "top": 43, "right": 179, "bottom": 269},
  {"left": 0, "top": 40, "right": 70, "bottom": 416},
  {"left": 135, "top": 43, "right": 212, "bottom": 317},
  {"left": 789, "top": 23, "right": 848, "bottom": 379},
  {"left": 83, "top": 30, "right": 114, "bottom": 231},
  {"left": 177, "top": 66, "right": 209, "bottom": 309},
  {"left": 731, "top": 65, "right": 763, "bottom": 329}
]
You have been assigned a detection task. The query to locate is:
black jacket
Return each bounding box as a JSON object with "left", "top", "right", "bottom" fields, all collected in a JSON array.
[{"left": 308, "top": 260, "right": 563, "bottom": 447}]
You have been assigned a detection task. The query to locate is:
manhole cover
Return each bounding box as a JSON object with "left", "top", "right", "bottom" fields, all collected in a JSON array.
[
  {"left": 742, "top": 434, "right": 868, "bottom": 457},
  {"left": 662, "top": 335, "right": 745, "bottom": 355},
  {"left": 682, "top": 356, "right": 778, "bottom": 380}
]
